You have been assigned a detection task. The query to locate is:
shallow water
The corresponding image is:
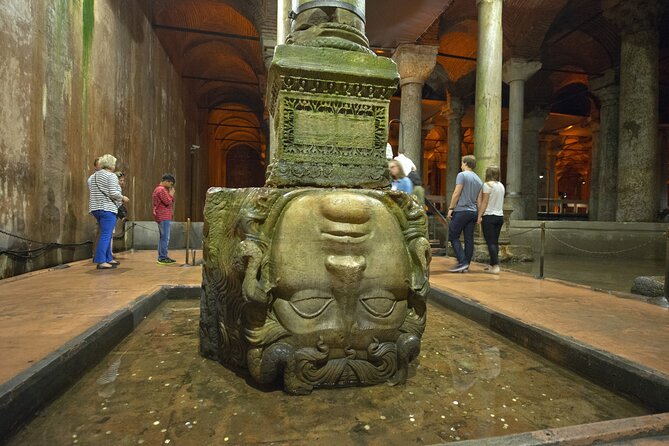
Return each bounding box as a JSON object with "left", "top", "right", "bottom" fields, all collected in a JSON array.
[
  {"left": 9, "top": 300, "right": 648, "bottom": 446},
  {"left": 505, "top": 253, "right": 664, "bottom": 293}
]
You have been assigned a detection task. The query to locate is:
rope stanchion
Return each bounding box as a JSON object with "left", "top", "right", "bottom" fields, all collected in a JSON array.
[{"left": 539, "top": 222, "right": 545, "bottom": 279}]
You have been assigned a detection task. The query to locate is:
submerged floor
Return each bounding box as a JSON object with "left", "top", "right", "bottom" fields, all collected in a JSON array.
[
  {"left": 9, "top": 300, "right": 648, "bottom": 446},
  {"left": 504, "top": 253, "right": 664, "bottom": 293}
]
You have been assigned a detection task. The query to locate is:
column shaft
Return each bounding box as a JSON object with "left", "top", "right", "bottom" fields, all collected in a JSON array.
[
  {"left": 594, "top": 85, "right": 619, "bottom": 221},
  {"left": 521, "top": 110, "right": 547, "bottom": 219},
  {"left": 614, "top": 5, "right": 661, "bottom": 222},
  {"left": 588, "top": 121, "right": 601, "bottom": 221},
  {"left": 445, "top": 96, "right": 464, "bottom": 202},
  {"left": 473, "top": 0, "right": 503, "bottom": 179},
  {"left": 392, "top": 44, "right": 438, "bottom": 175},
  {"left": 399, "top": 81, "right": 425, "bottom": 172},
  {"left": 502, "top": 59, "right": 541, "bottom": 220}
]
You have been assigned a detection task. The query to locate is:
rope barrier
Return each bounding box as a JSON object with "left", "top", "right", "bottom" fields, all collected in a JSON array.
[
  {"left": 508, "top": 227, "right": 538, "bottom": 238},
  {"left": 0, "top": 228, "right": 53, "bottom": 246},
  {"left": 546, "top": 230, "right": 661, "bottom": 255}
]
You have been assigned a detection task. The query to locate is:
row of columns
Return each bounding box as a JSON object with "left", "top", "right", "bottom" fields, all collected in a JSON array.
[{"left": 389, "top": 0, "right": 663, "bottom": 222}]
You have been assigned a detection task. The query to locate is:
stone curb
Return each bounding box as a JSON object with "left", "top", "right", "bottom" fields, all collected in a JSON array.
[
  {"left": 0, "top": 285, "right": 201, "bottom": 443},
  {"left": 430, "top": 286, "right": 669, "bottom": 413},
  {"left": 445, "top": 413, "right": 669, "bottom": 445}
]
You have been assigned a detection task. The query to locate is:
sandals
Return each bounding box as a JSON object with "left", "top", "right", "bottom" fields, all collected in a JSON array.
[{"left": 96, "top": 261, "right": 119, "bottom": 270}]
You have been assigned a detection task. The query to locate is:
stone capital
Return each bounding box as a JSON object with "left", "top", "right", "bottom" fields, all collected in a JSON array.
[
  {"left": 441, "top": 95, "right": 464, "bottom": 121},
  {"left": 523, "top": 108, "right": 548, "bottom": 133},
  {"left": 603, "top": 0, "right": 663, "bottom": 35},
  {"left": 392, "top": 44, "right": 439, "bottom": 87},
  {"left": 594, "top": 85, "right": 619, "bottom": 108},
  {"left": 589, "top": 68, "right": 617, "bottom": 91},
  {"left": 476, "top": 0, "right": 504, "bottom": 6},
  {"left": 502, "top": 58, "right": 542, "bottom": 84}
]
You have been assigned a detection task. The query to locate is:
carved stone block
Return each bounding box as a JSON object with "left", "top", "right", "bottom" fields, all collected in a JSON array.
[
  {"left": 200, "top": 188, "right": 431, "bottom": 394},
  {"left": 265, "top": 45, "right": 399, "bottom": 188}
]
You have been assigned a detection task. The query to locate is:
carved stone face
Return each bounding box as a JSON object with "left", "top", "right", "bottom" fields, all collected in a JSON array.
[{"left": 270, "top": 191, "right": 410, "bottom": 352}]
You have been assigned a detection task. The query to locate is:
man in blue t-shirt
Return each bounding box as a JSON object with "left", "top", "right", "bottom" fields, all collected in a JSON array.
[{"left": 446, "top": 155, "right": 483, "bottom": 272}]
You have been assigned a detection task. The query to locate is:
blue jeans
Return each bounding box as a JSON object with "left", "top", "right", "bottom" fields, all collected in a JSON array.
[
  {"left": 482, "top": 215, "right": 504, "bottom": 265},
  {"left": 157, "top": 220, "right": 171, "bottom": 259},
  {"left": 448, "top": 210, "right": 478, "bottom": 266},
  {"left": 92, "top": 210, "right": 116, "bottom": 264}
]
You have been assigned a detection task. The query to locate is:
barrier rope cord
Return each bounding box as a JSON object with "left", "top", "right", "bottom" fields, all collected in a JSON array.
[
  {"left": 0, "top": 227, "right": 93, "bottom": 260},
  {"left": 508, "top": 227, "right": 538, "bottom": 238},
  {"left": 546, "top": 230, "right": 661, "bottom": 255}
]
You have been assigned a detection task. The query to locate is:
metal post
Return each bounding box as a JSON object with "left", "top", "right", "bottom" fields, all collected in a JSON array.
[
  {"left": 185, "top": 218, "right": 191, "bottom": 265},
  {"left": 539, "top": 221, "right": 545, "bottom": 279}
]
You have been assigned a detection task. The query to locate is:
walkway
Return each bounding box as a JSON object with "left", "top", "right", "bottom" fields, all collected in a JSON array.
[{"left": 0, "top": 250, "right": 201, "bottom": 384}]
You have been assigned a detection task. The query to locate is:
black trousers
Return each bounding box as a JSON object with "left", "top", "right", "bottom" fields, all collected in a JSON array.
[{"left": 481, "top": 215, "right": 504, "bottom": 265}]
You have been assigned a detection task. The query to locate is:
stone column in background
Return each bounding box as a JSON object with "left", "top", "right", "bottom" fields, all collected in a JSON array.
[
  {"left": 502, "top": 58, "right": 542, "bottom": 220},
  {"left": 392, "top": 44, "right": 438, "bottom": 175},
  {"left": 276, "top": 0, "right": 292, "bottom": 45},
  {"left": 590, "top": 70, "right": 620, "bottom": 221},
  {"left": 521, "top": 108, "right": 548, "bottom": 220},
  {"left": 606, "top": 1, "right": 661, "bottom": 222},
  {"left": 444, "top": 94, "right": 465, "bottom": 203},
  {"left": 661, "top": 129, "right": 669, "bottom": 212},
  {"left": 588, "top": 120, "right": 601, "bottom": 221},
  {"left": 473, "top": 0, "right": 504, "bottom": 179}
]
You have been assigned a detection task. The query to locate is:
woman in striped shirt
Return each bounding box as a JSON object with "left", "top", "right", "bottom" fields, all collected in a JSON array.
[{"left": 88, "top": 154, "right": 130, "bottom": 269}]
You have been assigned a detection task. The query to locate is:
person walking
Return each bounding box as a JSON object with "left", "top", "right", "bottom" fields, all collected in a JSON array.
[
  {"left": 152, "top": 173, "right": 176, "bottom": 265},
  {"left": 477, "top": 166, "right": 505, "bottom": 274},
  {"left": 88, "top": 154, "right": 129, "bottom": 270},
  {"left": 446, "top": 155, "right": 483, "bottom": 273}
]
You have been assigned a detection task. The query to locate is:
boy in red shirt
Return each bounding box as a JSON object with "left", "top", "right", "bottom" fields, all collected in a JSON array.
[{"left": 152, "top": 174, "right": 176, "bottom": 264}]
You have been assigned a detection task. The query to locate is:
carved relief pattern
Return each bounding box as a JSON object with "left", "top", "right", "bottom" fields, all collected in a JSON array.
[
  {"left": 269, "top": 75, "right": 396, "bottom": 112},
  {"left": 280, "top": 94, "right": 387, "bottom": 162},
  {"left": 265, "top": 91, "right": 390, "bottom": 187}
]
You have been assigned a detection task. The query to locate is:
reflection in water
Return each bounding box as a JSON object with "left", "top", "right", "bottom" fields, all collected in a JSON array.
[
  {"left": 8, "top": 301, "right": 649, "bottom": 446},
  {"left": 505, "top": 254, "right": 664, "bottom": 293}
]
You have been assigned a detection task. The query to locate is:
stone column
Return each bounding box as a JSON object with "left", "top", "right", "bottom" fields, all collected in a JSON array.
[
  {"left": 473, "top": 0, "right": 504, "bottom": 180},
  {"left": 444, "top": 94, "right": 465, "bottom": 203},
  {"left": 502, "top": 58, "right": 542, "bottom": 220},
  {"left": 590, "top": 70, "right": 620, "bottom": 221},
  {"left": 607, "top": 1, "right": 661, "bottom": 222},
  {"left": 521, "top": 108, "right": 548, "bottom": 220},
  {"left": 392, "top": 44, "right": 438, "bottom": 175},
  {"left": 277, "top": 0, "right": 292, "bottom": 45},
  {"left": 661, "top": 128, "right": 669, "bottom": 211},
  {"left": 588, "top": 120, "right": 601, "bottom": 220}
]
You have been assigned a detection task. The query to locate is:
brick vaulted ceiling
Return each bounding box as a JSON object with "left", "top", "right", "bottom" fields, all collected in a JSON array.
[
  {"left": 148, "top": 0, "right": 667, "bottom": 117},
  {"left": 146, "top": 0, "right": 668, "bottom": 188}
]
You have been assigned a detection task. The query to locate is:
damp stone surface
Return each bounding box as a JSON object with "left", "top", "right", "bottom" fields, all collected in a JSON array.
[{"left": 8, "top": 300, "right": 648, "bottom": 446}]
